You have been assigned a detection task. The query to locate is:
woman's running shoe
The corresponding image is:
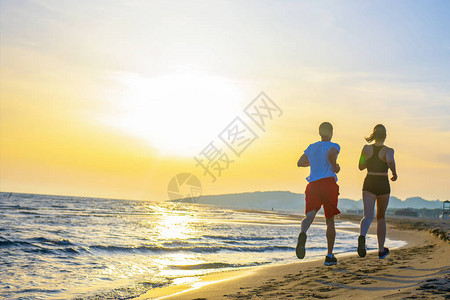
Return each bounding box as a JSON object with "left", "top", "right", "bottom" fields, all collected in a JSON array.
[
  {"left": 378, "top": 247, "right": 390, "bottom": 259},
  {"left": 357, "top": 235, "right": 367, "bottom": 258}
]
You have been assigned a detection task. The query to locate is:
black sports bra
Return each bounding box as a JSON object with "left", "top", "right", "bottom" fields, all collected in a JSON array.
[{"left": 366, "top": 145, "right": 389, "bottom": 173}]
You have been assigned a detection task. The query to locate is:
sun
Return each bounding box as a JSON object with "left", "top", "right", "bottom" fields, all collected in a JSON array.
[{"left": 102, "top": 71, "right": 244, "bottom": 157}]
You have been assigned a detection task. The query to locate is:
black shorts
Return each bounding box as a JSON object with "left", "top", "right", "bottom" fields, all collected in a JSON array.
[{"left": 363, "top": 175, "right": 390, "bottom": 196}]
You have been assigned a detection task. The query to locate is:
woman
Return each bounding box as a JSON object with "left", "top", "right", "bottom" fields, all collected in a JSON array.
[{"left": 358, "top": 124, "right": 397, "bottom": 259}]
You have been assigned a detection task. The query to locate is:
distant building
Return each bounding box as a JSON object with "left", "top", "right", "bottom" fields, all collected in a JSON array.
[
  {"left": 442, "top": 200, "right": 450, "bottom": 219},
  {"left": 395, "top": 208, "right": 418, "bottom": 217},
  {"left": 345, "top": 209, "right": 363, "bottom": 215}
]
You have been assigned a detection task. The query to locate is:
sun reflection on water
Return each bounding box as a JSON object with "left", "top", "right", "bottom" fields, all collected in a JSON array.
[{"left": 154, "top": 214, "right": 196, "bottom": 240}]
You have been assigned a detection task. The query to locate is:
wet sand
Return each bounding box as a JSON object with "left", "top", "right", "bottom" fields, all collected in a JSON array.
[{"left": 135, "top": 215, "right": 449, "bottom": 299}]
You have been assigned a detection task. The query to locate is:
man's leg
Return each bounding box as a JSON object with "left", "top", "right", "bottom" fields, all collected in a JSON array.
[
  {"left": 298, "top": 181, "right": 320, "bottom": 260},
  {"left": 324, "top": 215, "right": 338, "bottom": 266},
  {"left": 296, "top": 209, "right": 317, "bottom": 259},
  {"left": 301, "top": 209, "right": 317, "bottom": 233},
  {"left": 325, "top": 216, "right": 335, "bottom": 255}
]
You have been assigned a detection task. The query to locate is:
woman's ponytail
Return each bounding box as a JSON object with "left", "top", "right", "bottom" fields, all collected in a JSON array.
[{"left": 365, "top": 124, "right": 387, "bottom": 143}]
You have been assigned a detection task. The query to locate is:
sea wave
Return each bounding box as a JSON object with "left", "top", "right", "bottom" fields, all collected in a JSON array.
[
  {"left": 168, "top": 261, "right": 268, "bottom": 270},
  {"left": 0, "top": 237, "right": 83, "bottom": 255},
  {"left": 89, "top": 244, "right": 294, "bottom": 254},
  {"left": 203, "top": 234, "right": 287, "bottom": 241},
  {"left": 0, "top": 236, "right": 74, "bottom": 247}
]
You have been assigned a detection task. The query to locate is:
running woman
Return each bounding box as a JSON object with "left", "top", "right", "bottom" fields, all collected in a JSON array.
[
  {"left": 296, "top": 122, "right": 341, "bottom": 266},
  {"left": 358, "top": 124, "right": 397, "bottom": 259}
]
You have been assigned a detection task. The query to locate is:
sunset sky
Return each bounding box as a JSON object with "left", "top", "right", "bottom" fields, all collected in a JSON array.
[{"left": 1, "top": 0, "right": 449, "bottom": 202}]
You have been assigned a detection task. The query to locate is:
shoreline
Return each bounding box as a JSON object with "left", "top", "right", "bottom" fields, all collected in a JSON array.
[{"left": 134, "top": 214, "right": 449, "bottom": 299}]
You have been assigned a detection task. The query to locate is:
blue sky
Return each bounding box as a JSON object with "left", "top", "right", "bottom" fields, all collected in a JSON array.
[{"left": 1, "top": 0, "right": 449, "bottom": 200}]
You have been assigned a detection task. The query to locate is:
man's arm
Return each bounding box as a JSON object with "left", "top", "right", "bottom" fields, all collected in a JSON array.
[
  {"left": 327, "top": 147, "right": 340, "bottom": 173},
  {"left": 297, "top": 154, "right": 309, "bottom": 167},
  {"left": 386, "top": 148, "right": 397, "bottom": 181}
]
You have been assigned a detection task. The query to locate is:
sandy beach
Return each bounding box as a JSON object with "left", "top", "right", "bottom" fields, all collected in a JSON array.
[{"left": 135, "top": 215, "right": 449, "bottom": 299}]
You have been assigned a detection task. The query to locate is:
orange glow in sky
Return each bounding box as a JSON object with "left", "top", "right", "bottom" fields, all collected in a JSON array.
[{"left": 1, "top": 1, "right": 449, "bottom": 201}]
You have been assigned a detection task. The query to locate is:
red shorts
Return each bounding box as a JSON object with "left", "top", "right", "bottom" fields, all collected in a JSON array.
[{"left": 305, "top": 177, "right": 340, "bottom": 218}]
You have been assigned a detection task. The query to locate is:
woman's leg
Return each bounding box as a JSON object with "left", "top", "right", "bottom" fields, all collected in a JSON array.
[
  {"left": 376, "top": 194, "right": 390, "bottom": 251},
  {"left": 360, "top": 191, "right": 376, "bottom": 236}
]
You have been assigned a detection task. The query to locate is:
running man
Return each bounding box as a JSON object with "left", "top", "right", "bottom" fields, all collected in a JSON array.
[{"left": 296, "top": 122, "right": 341, "bottom": 266}]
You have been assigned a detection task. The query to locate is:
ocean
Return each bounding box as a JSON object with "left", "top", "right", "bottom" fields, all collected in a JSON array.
[{"left": 0, "top": 192, "right": 405, "bottom": 299}]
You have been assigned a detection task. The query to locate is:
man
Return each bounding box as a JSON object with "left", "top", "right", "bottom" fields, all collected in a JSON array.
[{"left": 296, "top": 122, "right": 341, "bottom": 266}]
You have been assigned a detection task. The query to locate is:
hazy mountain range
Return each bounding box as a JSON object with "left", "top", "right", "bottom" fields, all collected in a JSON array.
[{"left": 174, "top": 191, "right": 446, "bottom": 212}]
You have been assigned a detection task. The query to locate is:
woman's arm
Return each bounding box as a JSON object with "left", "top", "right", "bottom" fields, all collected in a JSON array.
[
  {"left": 386, "top": 148, "right": 397, "bottom": 181},
  {"left": 359, "top": 146, "right": 368, "bottom": 170},
  {"left": 297, "top": 154, "right": 310, "bottom": 167}
]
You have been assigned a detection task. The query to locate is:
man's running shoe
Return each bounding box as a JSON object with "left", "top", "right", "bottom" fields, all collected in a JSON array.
[
  {"left": 324, "top": 254, "right": 337, "bottom": 266},
  {"left": 296, "top": 232, "right": 307, "bottom": 259},
  {"left": 378, "top": 247, "right": 390, "bottom": 259},
  {"left": 357, "top": 235, "right": 367, "bottom": 258}
]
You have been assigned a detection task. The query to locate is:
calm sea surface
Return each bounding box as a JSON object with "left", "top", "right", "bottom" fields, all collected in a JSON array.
[{"left": 0, "top": 192, "right": 405, "bottom": 299}]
